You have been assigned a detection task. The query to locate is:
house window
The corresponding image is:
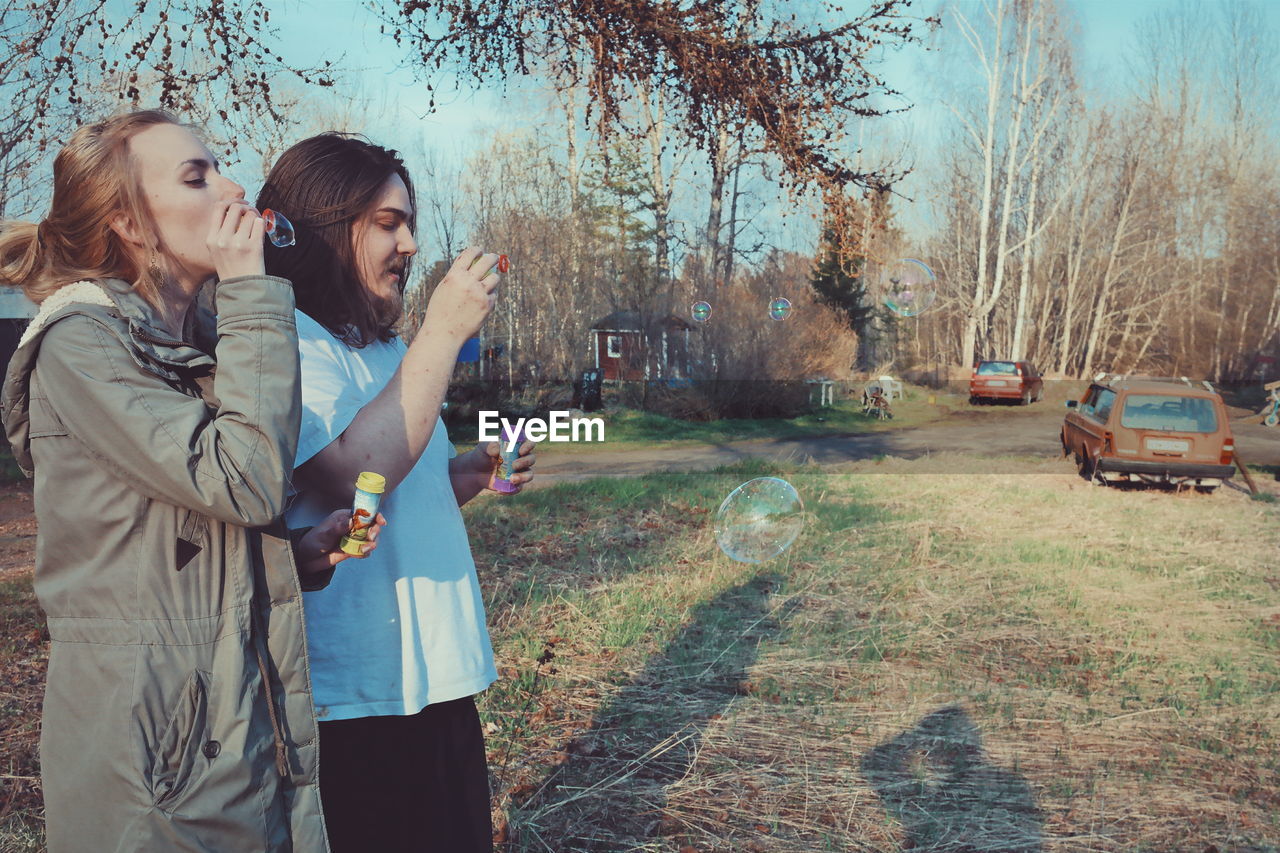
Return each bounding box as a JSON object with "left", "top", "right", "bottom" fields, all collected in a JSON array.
[{"left": 606, "top": 335, "right": 621, "bottom": 358}]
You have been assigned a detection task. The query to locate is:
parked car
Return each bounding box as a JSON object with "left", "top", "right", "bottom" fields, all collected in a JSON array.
[
  {"left": 969, "top": 360, "right": 1044, "bottom": 405},
  {"left": 1061, "top": 375, "right": 1235, "bottom": 492}
]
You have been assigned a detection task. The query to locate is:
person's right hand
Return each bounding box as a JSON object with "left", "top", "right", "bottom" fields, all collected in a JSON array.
[
  {"left": 207, "top": 200, "right": 266, "bottom": 281},
  {"left": 420, "top": 247, "right": 501, "bottom": 346},
  {"left": 295, "top": 510, "right": 388, "bottom": 580}
]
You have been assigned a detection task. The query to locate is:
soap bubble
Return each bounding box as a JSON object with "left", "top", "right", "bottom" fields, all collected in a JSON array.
[
  {"left": 714, "top": 477, "right": 805, "bottom": 564},
  {"left": 768, "top": 297, "right": 792, "bottom": 321},
  {"left": 262, "top": 209, "right": 295, "bottom": 248},
  {"left": 880, "top": 259, "right": 936, "bottom": 317},
  {"left": 691, "top": 301, "right": 712, "bottom": 323}
]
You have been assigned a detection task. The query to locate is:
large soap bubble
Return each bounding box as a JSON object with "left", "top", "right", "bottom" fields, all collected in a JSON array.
[
  {"left": 714, "top": 477, "right": 805, "bottom": 563},
  {"left": 880, "top": 258, "right": 936, "bottom": 318}
]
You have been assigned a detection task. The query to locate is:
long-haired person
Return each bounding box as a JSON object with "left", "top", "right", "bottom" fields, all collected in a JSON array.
[
  {"left": 259, "top": 134, "right": 534, "bottom": 852},
  {"left": 0, "top": 110, "right": 379, "bottom": 851}
]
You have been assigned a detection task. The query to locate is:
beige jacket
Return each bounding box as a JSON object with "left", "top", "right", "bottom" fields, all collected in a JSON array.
[{"left": 2, "top": 275, "right": 328, "bottom": 852}]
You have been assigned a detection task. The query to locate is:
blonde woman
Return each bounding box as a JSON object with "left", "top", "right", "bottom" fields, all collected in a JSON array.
[{"left": 0, "top": 111, "right": 378, "bottom": 851}]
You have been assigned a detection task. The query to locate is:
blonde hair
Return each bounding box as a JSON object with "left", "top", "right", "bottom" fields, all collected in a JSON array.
[{"left": 0, "top": 110, "right": 182, "bottom": 306}]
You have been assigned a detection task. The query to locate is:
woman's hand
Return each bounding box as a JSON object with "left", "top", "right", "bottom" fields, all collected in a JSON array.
[
  {"left": 207, "top": 200, "right": 266, "bottom": 281},
  {"left": 481, "top": 439, "right": 536, "bottom": 493},
  {"left": 295, "top": 509, "right": 387, "bottom": 580},
  {"left": 419, "top": 247, "right": 501, "bottom": 347}
]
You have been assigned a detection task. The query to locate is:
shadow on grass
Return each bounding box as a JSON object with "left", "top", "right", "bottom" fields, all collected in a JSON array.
[
  {"left": 506, "top": 570, "right": 794, "bottom": 851},
  {"left": 861, "top": 706, "right": 1044, "bottom": 852}
]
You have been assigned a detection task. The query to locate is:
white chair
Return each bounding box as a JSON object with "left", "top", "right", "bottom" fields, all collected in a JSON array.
[{"left": 878, "top": 375, "right": 904, "bottom": 400}]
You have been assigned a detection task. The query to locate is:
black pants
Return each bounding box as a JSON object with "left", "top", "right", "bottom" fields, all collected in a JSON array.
[{"left": 318, "top": 696, "right": 492, "bottom": 852}]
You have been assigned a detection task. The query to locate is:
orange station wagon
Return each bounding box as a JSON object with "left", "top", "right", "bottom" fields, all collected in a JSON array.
[
  {"left": 969, "top": 360, "right": 1045, "bottom": 405},
  {"left": 1061, "top": 376, "right": 1236, "bottom": 491}
]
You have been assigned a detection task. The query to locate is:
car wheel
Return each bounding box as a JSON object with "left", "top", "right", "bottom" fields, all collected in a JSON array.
[
  {"left": 1195, "top": 486, "right": 1217, "bottom": 494},
  {"left": 1061, "top": 430, "right": 1071, "bottom": 458},
  {"left": 969, "top": 395, "right": 978, "bottom": 406},
  {"left": 1078, "top": 447, "right": 1098, "bottom": 484}
]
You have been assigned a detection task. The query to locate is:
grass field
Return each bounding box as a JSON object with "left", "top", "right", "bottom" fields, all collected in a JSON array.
[
  {"left": 466, "top": 456, "right": 1280, "bottom": 851},
  {"left": 1, "top": 453, "right": 1277, "bottom": 850}
]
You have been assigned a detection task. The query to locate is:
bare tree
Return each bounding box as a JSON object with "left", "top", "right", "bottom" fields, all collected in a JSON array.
[
  {"left": 946, "top": 0, "right": 1076, "bottom": 367},
  {"left": 383, "top": 0, "right": 936, "bottom": 197},
  {"left": 0, "top": 0, "right": 335, "bottom": 215}
]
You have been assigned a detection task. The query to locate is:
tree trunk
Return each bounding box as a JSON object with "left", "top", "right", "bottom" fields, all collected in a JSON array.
[
  {"left": 706, "top": 120, "right": 730, "bottom": 289},
  {"left": 952, "top": 0, "right": 1007, "bottom": 368},
  {"left": 1081, "top": 154, "right": 1139, "bottom": 378},
  {"left": 723, "top": 127, "right": 746, "bottom": 289},
  {"left": 1011, "top": 151, "right": 1041, "bottom": 361}
]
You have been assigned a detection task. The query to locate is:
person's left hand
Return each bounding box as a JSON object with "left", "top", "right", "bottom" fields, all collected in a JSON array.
[
  {"left": 296, "top": 510, "right": 388, "bottom": 580},
  {"left": 480, "top": 440, "right": 536, "bottom": 492}
]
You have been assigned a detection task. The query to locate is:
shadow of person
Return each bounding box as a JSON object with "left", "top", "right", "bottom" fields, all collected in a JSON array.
[
  {"left": 508, "top": 571, "right": 794, "bottom": 850},
  {"left": 861, "top": 706, "right": 1045, "bottom": 852}
]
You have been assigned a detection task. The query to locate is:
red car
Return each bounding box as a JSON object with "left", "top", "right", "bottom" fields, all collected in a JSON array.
[{"left": 969, "top": 360, "right": 1044, "bottom": 405}]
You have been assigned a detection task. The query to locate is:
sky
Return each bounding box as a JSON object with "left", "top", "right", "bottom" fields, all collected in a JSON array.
[
  {"left": 6, "top": 0, "right": 1262, "bottom": 321},
  {"left": 255, "top": 0, "right": 1278, "bottom": 259}
]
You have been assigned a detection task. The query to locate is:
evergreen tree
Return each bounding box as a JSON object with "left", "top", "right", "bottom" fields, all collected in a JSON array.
[
  {"left": 809, "top": 227, "right": 872, "bottom": 331},
  {"left": 581, "top": 144, "right": 658, "bottom": 316},
  {"left": 809, "top": 226, "right": 896, "bottom": 370}
]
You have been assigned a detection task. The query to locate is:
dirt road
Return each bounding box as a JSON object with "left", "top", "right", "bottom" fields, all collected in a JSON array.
[{"left": 533, "top": 403, "right": 1280, "bottom": 484}]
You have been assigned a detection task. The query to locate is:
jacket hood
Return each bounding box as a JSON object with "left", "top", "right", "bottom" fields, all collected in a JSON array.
[{"left": 1, "top": 278, "right": 216, "bottom": 475}]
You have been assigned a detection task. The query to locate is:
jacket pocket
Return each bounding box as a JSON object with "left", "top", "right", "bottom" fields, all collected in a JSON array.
[
  {"left": 175, "top": 509, "right": 208, "bottom": 572},
  {"left": 27, "top": 387, "right": 69, "bottom": 439},
  {"left": 151, "top": 668, "right": 212, "bottom": 810}
]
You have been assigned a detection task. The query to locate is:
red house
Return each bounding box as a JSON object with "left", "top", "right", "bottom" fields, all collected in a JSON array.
[{"left": 590, "top": 311, "right": 696, "bottom": 381}]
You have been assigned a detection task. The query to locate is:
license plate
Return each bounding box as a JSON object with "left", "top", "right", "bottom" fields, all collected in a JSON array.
[
  {"left": 1146, "top": 438, "right": 1189, "bottom": 452},
  {"left": 985, "top": 380, "right": 1007, "bottom": 386}
]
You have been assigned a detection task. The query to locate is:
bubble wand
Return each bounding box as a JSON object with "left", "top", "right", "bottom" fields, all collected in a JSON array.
[{"left": 260, "top": 210, "right": 296, "bottom": 248}]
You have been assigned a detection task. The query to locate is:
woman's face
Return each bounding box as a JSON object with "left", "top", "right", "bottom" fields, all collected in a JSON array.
[
  {"left": 352, "top": 174, "right": 417, "bottom": 324},
  {"left": 126, "top": 122, "right": 247, "bottom": 283}
]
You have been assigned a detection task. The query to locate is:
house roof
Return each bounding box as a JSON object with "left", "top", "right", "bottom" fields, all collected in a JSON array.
[{"left": 589, "top": 310, "right": 694, "bottom": 332}]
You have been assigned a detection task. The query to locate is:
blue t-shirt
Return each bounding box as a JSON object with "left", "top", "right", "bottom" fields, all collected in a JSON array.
[{"left": 285, "top": 310, "right": 496, "bottom": 721}]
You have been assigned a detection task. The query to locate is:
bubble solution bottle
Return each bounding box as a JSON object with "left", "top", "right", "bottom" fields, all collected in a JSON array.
[
  {"left": 491, "top": 426, "right": 524, "bottom": 495},
  {"left": 339, "top": 471, "right": 386, "bottom": 557}
]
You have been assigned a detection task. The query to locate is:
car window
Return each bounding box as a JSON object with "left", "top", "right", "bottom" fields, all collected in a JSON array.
[
  {"left": 1120, "top": 394, "right": 1218, "bottom": 433},
  {"left": 1079, "top": 385, "right": 1100, "bottom": 414},
  {"left": 1093, "top": 388, "right": 1117, "bottom": 422},
  {"left": 977, "top": 362, "right": 1017, "bottom": 375}
]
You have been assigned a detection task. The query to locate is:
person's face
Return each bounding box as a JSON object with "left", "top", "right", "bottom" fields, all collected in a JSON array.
[
  {"left": 352, "top": 174, "right": 417, "bottom": 324},
  {"left": 124, "top": 123, "right": 247, "bottom": 283}
]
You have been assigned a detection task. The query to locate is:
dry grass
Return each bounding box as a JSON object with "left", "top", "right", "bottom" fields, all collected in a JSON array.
[
  {"left": 1, "top": 457, "right": 1278, "bottom": 851},
  {"left": 469, "top": 459, "right": 1280, "bottom": 851}
]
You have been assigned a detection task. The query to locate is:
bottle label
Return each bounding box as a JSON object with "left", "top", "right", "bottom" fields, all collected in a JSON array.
[{"left": 339, "top": 486, "right": 382, "bottom": 556}]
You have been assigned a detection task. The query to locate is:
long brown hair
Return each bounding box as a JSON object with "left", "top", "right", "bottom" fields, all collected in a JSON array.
[
  {"left": 0, "top": 110, "right": 183, "bottom": 306},
  {"left": 257, "top": 133, "right": 417, "bottom": 347}
]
